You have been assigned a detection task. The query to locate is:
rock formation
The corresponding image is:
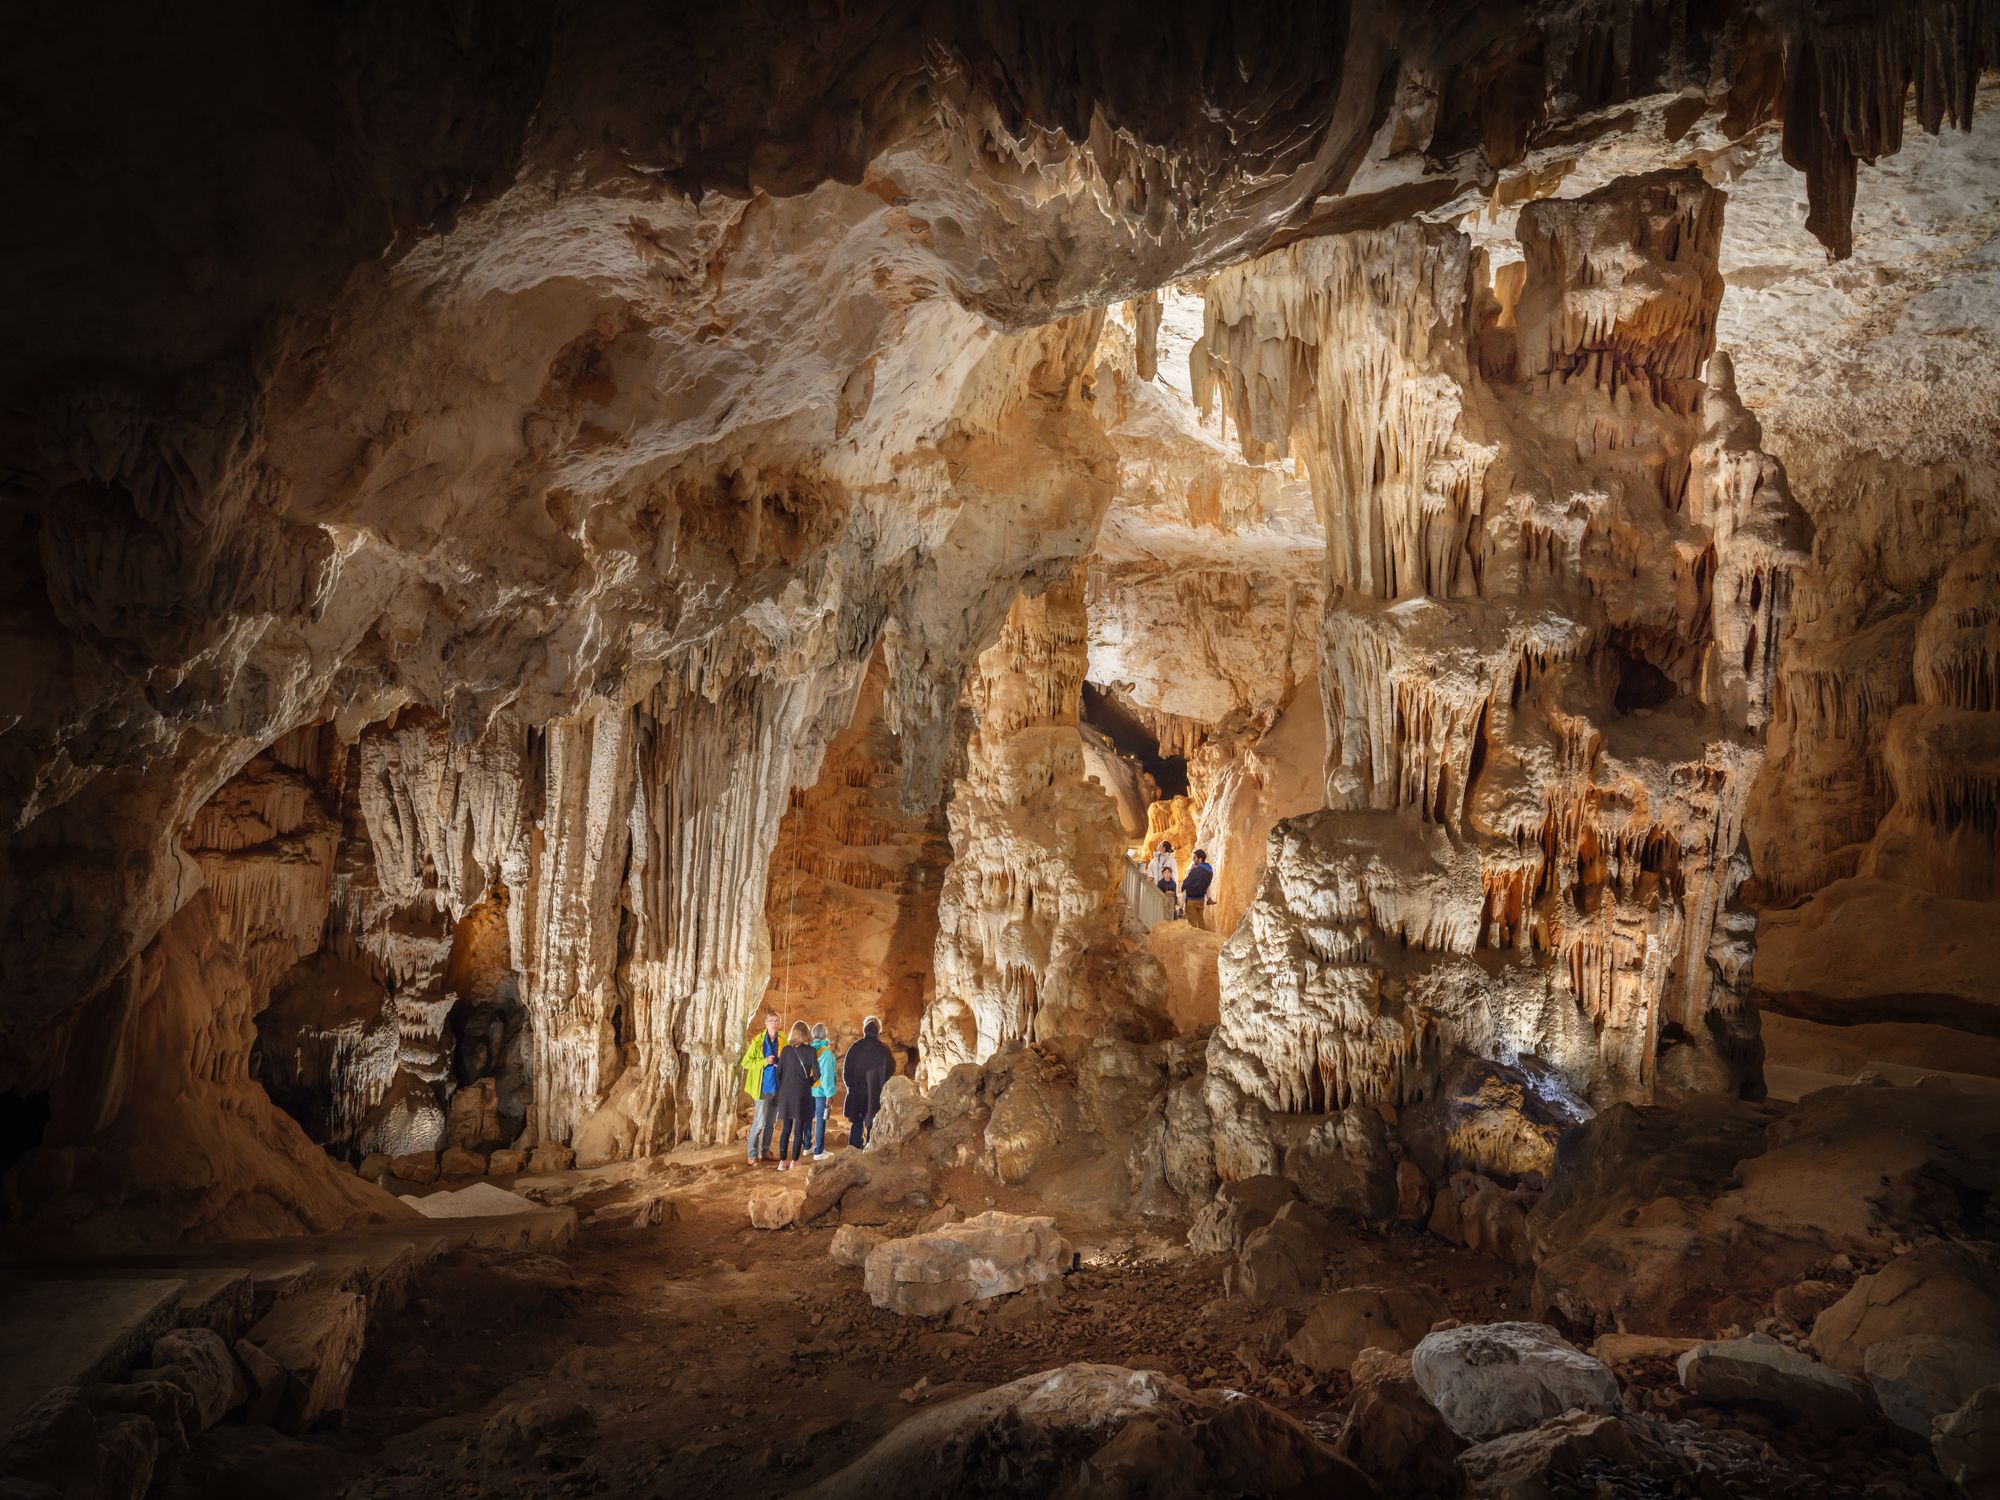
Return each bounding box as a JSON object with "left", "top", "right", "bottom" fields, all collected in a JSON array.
[
  {"left": 1201, "top": 171, "right": 1810, "bottom": 1169},
  {"left": 920, "top": 576, "right": 1160, "bottom": 1082},
  {"left": 4, "top": 10, "right": 2000, "bottom": 1499}
]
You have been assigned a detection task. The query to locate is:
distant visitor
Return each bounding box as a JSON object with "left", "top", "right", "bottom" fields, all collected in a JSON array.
[
  {"left": 810, "top": 1021, "right": 838, "bottom": 1160},
  {"left": 774, "top": 1021, "right": 818, "bottom": 1171},
  {"left": 844, "top": 1016, "right": 893, "bottom": 1149},
  {"left": 1149, "top": 839, "right": 1179, "bottom": 918},
  {"left": 738, "top": 1010, "right": 783, "bottom": 1165},
  {"left": 1182, "top": 849, "right": 1214, "bottom": 930}
]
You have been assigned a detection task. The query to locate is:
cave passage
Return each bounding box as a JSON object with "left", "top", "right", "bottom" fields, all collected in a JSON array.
[{"left": 1081, "top": 681, "right": 1189, "bottom": 798}]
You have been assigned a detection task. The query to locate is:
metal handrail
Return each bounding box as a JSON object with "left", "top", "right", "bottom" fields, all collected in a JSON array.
[{"left": 1122, "top": 858, "right": 1176, "bottom": 928}]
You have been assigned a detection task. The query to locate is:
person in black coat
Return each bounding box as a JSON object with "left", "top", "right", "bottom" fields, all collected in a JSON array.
[
  {"left": 774, "top": 1021, "right": 819, "bottom": 1170},
  {"left": 842, "top": 1016, "right": 894, "bottom": 1149}
]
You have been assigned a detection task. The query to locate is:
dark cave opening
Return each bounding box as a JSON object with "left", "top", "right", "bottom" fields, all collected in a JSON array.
[{"left": 1081, "top": 682, "right": 1189, "bottom": 798}]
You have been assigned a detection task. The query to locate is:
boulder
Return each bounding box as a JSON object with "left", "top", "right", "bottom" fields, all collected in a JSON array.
[
  {"left": 443, "top": 1077, "right": 502, "bottom": 1150},
  {"left": 1771, "top": 1279, "right": 1844, "bottom": 1327},
  {"left": 845, "top": 1162, "right": 935, "bottom": 1225},
  {"left": 793, "top": 1364, "right": 1370, "bottom": 1499},
  {"left": 1332, "top": 1370, "right": 1464, "bottom": 1500},
  {"left": 239, "top": 1289, "right": 367, "bottom": 1432},
  {"left": 146, "top": 1328, "right": 246, "bottom": 1430},
  {"left": 927, "top": 1063, "right": 986, "bottom": 1131},
  {"left": 90, "top": 1378, "right": 195, "bottom": 1464},
  {"left": 1286, "top": 1285, "right": 1447, "bottom": 1376},
  {"left": 357, "top": 1152, "right": 390, "bottom": 1183},
  {"left": 1395, "top": 1159, "right": 1431, "bottom": 1225},
  {"left": 748, "top": 1181, "right": 806, "bottom": 1230},
  {"left": 480, "top": 1396, "right": 596, "bottom": 1458},
  {"left": 1863, "top": 1335, "right": 2000, "bottom": 1437},
  {"left": 387, "top": 1151, "right": 438, "bottom": 1184},
  {"left": 800, "top": 1150, "right": 933, "bottom": 1224},
  {"left": 1411, "top": 1323, "right": 1622, "bottom": 1441},
  {"left": 863, "top": 1211, "right": 1070, "bottom": 1318},
  {"left": 233, "top": 1336, "right": 287, "bottom": 1427},
  {"left": 1427, "top": 1172, "right": 1530, "bottom": 1266},
  {"left": 1530, "top": 1085, "right": 2000, "bottom": 1338},
  {"left": 1813, "top": 1241, "right": 2000, "bottom": 1379},
  {"left": 829, "top": 1224, "right": 885, "bottom": 1269},
  {"left": 1224, "top": 1205, "right": 1323, "bottom": 1306},
  {"left": 1456, "top": 1410, "right": 1639, "bottom": 1499},
  {"left": 1675, "top": 1334, "right": 1867, "bottom": 1426},
  {"left": 1934, "top": 1384, "right": 2000, "bottom": 1499},
  {"left": 1401, "top": 1055, "right": 1589, "bottom": 1186},
  {"left": 486, "top": 1147, "right": 526, "bottom": 1176},
  {"left": 1187, "top": 1175, "right": 1299, "bottom": 1256},
  {"left": 983, "top": 1051, "right": 1076, "bottom": 1184},
  {"left": 439, "top": 1147, "right": 486, "bottom": 1179},
  {"left": 1275, "top": 1106, "right": 1396, "bottom": 1222},
  {"left": 870, "top": 1076, "right": 930, "bottom": 1152},
  {"left": 525, "top": 1143, "right": 574, "bottom": 1175},
  {"left": 0, "top": 1388, "right": 157, "bottom": 1500},
  {"left": 1076, "top": 1040, "right": 1166, "bottom": 1138}
]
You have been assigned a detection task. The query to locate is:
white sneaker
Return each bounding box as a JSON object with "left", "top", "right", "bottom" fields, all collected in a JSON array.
[{"left": 813, "top": 1152, "right": 828, "bottom": 1161}]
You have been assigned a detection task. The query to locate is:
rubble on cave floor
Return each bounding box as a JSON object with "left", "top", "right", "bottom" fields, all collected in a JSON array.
[{"left": 108, "top": 1062, "right": 1978, "bottom": 1500}]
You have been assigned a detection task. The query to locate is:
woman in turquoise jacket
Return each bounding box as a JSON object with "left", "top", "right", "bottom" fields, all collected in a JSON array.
[{"left": 809, "top": 1023, "right": 838, "bottom": 1159}]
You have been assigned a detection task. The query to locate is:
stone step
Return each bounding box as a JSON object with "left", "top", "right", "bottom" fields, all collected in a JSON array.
[
  {"left": 0, "top": 1204, "right": 570, "bottom": 1435},
  {"left": 0, "top": 1275, "right": 188, "bottom": 1431},
  {"left": 0, "top": 1264, "right": 255, "bottom": 1340}
]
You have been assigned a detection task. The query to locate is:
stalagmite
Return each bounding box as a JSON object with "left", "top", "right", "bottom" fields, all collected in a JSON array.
[{"left": 921, "top": 576, "right": 1164, "bottom": 1082}]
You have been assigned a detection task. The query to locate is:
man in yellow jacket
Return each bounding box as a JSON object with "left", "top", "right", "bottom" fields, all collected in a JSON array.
[{"left": 739, "top": 1010, "right": 783, "bottom": 1164}]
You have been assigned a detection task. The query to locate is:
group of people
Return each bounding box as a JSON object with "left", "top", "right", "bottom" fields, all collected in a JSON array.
[
  {"left": 737, "top": 1012, "right": 895, "bottom": 1169},
  {"left": 1146, "top": 840, "right": 1215, "bottom": 929}
]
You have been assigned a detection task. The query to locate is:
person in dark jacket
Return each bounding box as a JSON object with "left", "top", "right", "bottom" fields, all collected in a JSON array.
[
  {"left": 774, "top": 1021, "right": 818, "bottom": 1170},
  {"left": 842, "top": 1016, "right": 894, "bottom": 1149},
  {"left": 1181, "top": 849, "right": 1216, "bottom": 930}
]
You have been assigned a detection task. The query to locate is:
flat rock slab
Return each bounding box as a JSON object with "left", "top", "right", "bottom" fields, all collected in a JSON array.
[
  {"left": 1677, "top": 1334, "right": 1867, "bottom": 1426},
  {"left": 242, "top": 1288, "right": 367, "bottom": 1433},
  {"left": 1458, "top": 1410, "right": 1638, "bottom": 1497},
  {"left": 864, "top": 1211, "right": 1070, "bottom": 1318},
  {"left": 408, "top": 1182, "right": 539, "bottom": 1219},
  {"left": 1413, "top": 1322, "right": 1622, "bottom": 1440},
  {"left": 0, "top": 1276, "right": 187, "bottom": 1429},
  {"left": 312, "top": 1241, "right": 421, "bottom": 1313}
]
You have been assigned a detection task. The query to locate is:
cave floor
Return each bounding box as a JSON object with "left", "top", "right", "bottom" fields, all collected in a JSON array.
[
  {"left": 162, "top": 1142, "right": 1949, "bottom": 1499},
  {"left": 258, "top": 1143, "right": 1529, "bottom": 1498}
]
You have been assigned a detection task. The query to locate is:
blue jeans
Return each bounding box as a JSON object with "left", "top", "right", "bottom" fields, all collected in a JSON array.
[
  {"left": 748, "top": 1097, "right": 777, "bottom": 1160},
  {"left": 811, "top": 1097, "right": 830, "bottom": 1154}
]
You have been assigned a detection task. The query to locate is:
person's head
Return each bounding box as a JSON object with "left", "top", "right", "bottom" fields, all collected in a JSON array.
[
  {"left": 790, "top": 1021, "right": 810, "bottom": 1045},
  {"left": 1194, "top": 849, "right": 1207, "bottom": 863},
  {"left": 863, "top": 1016, "right": 880, "bottom": 1039},
  {"left": 1159, "top": 840, "right": 1172, "bottom": 852},
  {"left": 764, "top": 1010, "right": 780, "bottom": 1035},
  {"left": 811, "top": 1022, "right": 828, "bottom": 1042}
]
